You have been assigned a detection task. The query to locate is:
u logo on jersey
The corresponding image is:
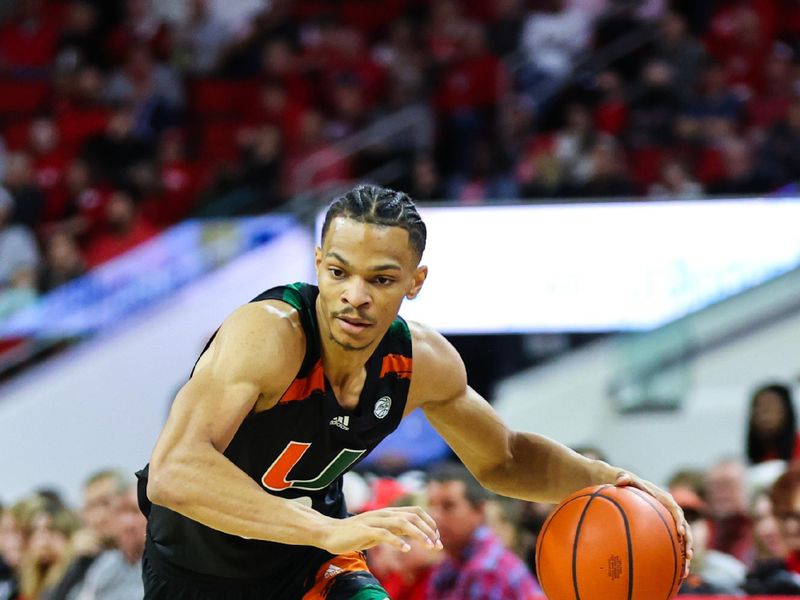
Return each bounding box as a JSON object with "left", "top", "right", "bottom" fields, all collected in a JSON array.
[{"left": 261, "top": 441, "right": 365, "bottom": 491}]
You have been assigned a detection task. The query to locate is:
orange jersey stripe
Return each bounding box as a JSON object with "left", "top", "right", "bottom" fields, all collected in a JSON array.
[
  {"left": 302, "top": 552, "right": 372, "bottom": 599},
  {"left": 379, "top": 353, "right": 412, "bottom": 379},
  {"left": 279, "top": 360, "right": 325, "bottom": 403}
]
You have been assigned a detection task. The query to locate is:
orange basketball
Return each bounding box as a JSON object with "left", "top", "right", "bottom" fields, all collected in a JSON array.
[{"left": 535, "top": 484, "right": 685, "bottom": 600}]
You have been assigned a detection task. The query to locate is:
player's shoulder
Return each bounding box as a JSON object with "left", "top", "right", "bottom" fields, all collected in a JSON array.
[
  {"left": 213, "top": 300, "right": 306, "bottom": 372},
  {"left": 407, "top": 320, "right": 467, "bottom": 404}
]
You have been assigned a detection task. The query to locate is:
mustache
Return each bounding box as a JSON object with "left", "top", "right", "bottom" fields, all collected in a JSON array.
[{"left": 331, "top": 309, "right": 375, "bottom": 324}]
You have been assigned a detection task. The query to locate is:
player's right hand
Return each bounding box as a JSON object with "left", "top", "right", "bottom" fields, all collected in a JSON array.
[{"left": 320, "top": 506, "right": 443, "bottom": 554}]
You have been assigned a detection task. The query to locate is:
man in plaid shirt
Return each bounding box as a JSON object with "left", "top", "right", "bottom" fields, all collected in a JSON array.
[{"left": 426, "top": 464, "right": 540, "bottom": 599}]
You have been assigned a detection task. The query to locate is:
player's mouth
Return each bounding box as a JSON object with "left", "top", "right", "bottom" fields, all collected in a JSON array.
[{"left": 336, "top": 316, "right": 373, "bottom": 334}]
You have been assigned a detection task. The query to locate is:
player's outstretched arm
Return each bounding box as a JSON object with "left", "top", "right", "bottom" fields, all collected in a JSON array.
[
  {"left": 147, "top": 302, "right": 436, "bottom": 554},
  {"left": 410, "top": 323, "right": 692, "bottom": 570}
]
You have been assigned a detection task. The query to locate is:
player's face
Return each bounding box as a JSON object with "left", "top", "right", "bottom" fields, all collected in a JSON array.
[
  {"left": 427, "top": 481, "right": 484, "bottom": 555},
  {"left": 315, "top": 218, "right": 426, "bottom": 351}
]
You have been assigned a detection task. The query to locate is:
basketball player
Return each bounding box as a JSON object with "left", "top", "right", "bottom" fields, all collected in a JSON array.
[{"left": 137, "top": 184, "right": 693, "bottom": 599}]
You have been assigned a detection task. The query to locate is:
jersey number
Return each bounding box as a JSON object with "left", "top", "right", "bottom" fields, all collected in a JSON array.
[{"left": 261, "top": 441, "right": 365, "bottom": 491}]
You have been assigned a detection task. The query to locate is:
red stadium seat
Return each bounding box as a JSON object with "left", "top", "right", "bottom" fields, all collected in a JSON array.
[
  {"left": 189, "top": 79, "right": 260, "bottom": 118},
  {"left": 0, "top": 80, "right": 50, "bottom": 116},
  {"left": 199, "top": 120, "right": 243, "bottom": 161}
]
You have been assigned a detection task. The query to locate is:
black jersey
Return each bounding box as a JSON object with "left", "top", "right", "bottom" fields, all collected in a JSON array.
[{"left": 137, "top": 283, "right": 413, "bottom": 592}]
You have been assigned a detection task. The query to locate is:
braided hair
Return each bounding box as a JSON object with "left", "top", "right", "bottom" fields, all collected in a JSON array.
[{"left": 321, "top": 184, "right": 427, "bottom": 260}]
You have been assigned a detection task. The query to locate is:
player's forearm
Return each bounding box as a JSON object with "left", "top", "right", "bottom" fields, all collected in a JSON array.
[
  {"left": 482, "top": 431, "right": 621, "bottom": 503},
  {"left": 148, "top": 444, "right": 331, "bottom": 547}
]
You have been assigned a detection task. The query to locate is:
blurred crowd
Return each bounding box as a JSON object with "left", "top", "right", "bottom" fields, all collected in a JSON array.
[
  {"left": 4, "top": 0, "right": 800, "bottom": 320},
  {"left": 3, "top": 381, "right": 800, "bottom": 599}
]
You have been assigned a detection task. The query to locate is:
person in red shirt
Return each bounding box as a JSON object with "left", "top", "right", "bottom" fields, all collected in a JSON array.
[
  {"left": 770, "top": 465, "right": 800, "bottom": 579},
  {"left": 84, "top": 187, "right": 159, "bottom": 268},
  {"left": 747, "top": 383, "right": 800, "bottom": 465}
]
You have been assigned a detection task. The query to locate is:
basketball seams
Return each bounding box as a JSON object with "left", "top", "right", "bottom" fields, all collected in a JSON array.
[
  {"left": 623, "top": 487, "right": 680, "bottom": 600},
  {"left": 594, "top": 494, "right": 634, "bottom": 600},
  {"left": 536, "top": 491, "right": 602, "bottom": 598},
  {"left": 571, "top": 486, "right": 613, "bottom": 600}
]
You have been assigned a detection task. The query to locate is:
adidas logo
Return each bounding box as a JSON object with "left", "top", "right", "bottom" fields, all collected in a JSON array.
[
  {"left": 324, "top": 564, "right": 344, "bottom": 579},
  {"left": 329, "top": 415, "right": 350, "bottom": 431}
]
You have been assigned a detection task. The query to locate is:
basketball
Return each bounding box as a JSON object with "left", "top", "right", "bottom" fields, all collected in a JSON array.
[{"left": 535, "top": 485, "right": 684, "bottom": 600}]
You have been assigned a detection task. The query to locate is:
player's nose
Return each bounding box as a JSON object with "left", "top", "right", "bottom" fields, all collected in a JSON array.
[{"left": 342, "top": 278, "right": 371, "bottom": 308}]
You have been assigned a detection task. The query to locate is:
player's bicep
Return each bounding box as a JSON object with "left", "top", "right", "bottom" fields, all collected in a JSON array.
[
  {"left": 161, "top": 363, "right": 260, "bottom": 454},
  {"left": 421, "top": 386, "right": 513, "bottom": 482},
  {"left": 151, "top": 304, "right": 302, "bottom": 462}
]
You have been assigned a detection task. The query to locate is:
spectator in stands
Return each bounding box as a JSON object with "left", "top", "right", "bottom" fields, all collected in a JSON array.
[
  {"left": 567, "top": 137, "right": 636, "bottom": 198},
  {"left": 705, "top": 1, "right": 771, "bottom": 99},
  {"left": 71, "top": 482, "right": 146, "bottom": 599},
  {"left": 448, "top": 138, "right": 518, "bottom": 203},
  {"left": 743, "top": 487, "right": 800, "bottom": 594},
  {"left": 758, "top": 98, "right": 800, "bottom": 190},
  {"left": 653, "top": 11, "right": 706, "bottom": 103},
  {"left": 674, "top": 486, "right": 746, "bottom": 594},
  {"left": 373, "top": 19, "right": 430, "bottom": 97},
  {"left": 174, "top": 0, "right": 230, "bottom": 74},
  {"left": 151, "top": 129, "right": 198, "bottom": 225},
  {"left": 18, "top": 501, "right": 80, "bottom": 600},
  {"left": 648, "top": 159, "right": 703, "bottom": 199},
  {"left": 679, "top": 62, "right": 743, "bottom": 145},
  {"left": 747, "top": 46, "right": 794, "bottom": 136},
  {"left": 706, "top": 137, "right": 771, "bottom": 196},
  {"left": 0, "top": 498, "right": 39, "bottom": 600},
  {"left": 3, "top": 152, "right": 45, "bottom": 230},
  {"left": 426, "top": 463, "right": 539, "bottom": 599},
  {"left": 81, "top": 106, "right": 155, "bottom": 189},
  {"left": 435, "top": 20, "right": 505, "bottom": 176},
  {"left": 484, "top": 497, "right": 532, "bottom": 561},
  {"left": 519, "top": 0, "right": 592, "bottom": 109},
  {"left": 772, "top": 465, "right": 800, "bottom": 577},
  {"left": 593, "top": 70, "right": 628, "bottom": 137},
  {"left": 552, "top": 103, "right": 601, "bottom": 191},
  {"left": 53, "top": 66, "right": 111, "bottom": 156},
  {"left": 486, "top": 0, "right": 526, "bottom": 58},
  {"left": 0, "top": 189, "right": 39, "bottom": 288},
  {"left": 36, "top": 231, "right": 85, "bottom": 294},
  {"left": 747, "top": 383, "right": 800, "bottom": 465},
  {"left": 28, "top": 118, "right": 71, "bottom": 224},
  {"left": 626, "top": 60, "right": 683, "bottom": 148},
  {"left": 106, "top": 0, "right": 172, "bottom": 65},
  {"left": 47, "top": 470, "right": 125, "bottom": 600},
  {"left": 83, "top": 187, "right": 159, "bottom": 268},
  {"left": 236, "top": 125, "right": 284, "bottom": 213},
  {"left": 0, "top": 0, "right": 60, "bottom": 73},
  {"left": 55, "top": 1, "right": 108, "bottom": 73},
  {"left": 104, "top": 44, "right": 183, "bottom": 139},
  {"left": 409, "top": 155, "right": 446, "bottom": 202},
  {"left": 282, "top": 109, "right": 350, "bottom": 197},
  {"left": 705, "top": 457, "right": 755, "bottom": 566}
]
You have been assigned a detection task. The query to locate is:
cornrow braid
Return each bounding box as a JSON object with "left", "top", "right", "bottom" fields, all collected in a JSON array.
[{"left": 321, "top": 184, "right": 427, "bottom": 259}]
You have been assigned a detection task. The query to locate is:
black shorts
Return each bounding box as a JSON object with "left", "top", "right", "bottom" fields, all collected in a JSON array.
[{"left": 142, "top": 542, "right": 390, "bottom": 600}]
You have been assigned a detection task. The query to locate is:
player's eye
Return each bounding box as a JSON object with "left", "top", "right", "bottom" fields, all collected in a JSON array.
[
  {"left": 373, "top": 276, "right": 393, "bottom": 286},
  {"left": 329, "top": 267, "right": 345, "bottom": 279}
]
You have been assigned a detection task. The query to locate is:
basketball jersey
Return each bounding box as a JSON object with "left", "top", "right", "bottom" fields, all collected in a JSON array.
[{"left": 138, "top": 283, "right": 413, "bottom": 591}]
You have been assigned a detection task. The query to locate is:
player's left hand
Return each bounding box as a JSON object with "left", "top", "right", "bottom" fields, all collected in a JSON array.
[{"left": 615, "top": 472, "right": 693, "bottom": 580}]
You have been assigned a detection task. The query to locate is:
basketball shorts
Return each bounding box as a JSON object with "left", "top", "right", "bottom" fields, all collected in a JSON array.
[{"left": 142, "top": 545, "right": 389, "bottom": 600}]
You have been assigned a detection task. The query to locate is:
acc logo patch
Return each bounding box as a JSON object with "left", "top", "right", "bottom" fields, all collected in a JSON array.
[{"left": 374, "top": 396, "right": 392, "bottom": 419}]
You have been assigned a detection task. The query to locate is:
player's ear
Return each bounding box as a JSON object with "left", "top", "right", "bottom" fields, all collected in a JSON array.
[
  {"left": 406, "top": 265, "right": 428, "bottom": 299},
  {"left": 314, "top": 246, "right": 322, "bottom": 271}
]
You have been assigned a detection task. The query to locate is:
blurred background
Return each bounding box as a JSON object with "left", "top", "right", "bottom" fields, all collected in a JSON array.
[{"left": 1, "top": 0, "right": 800, "bottom": 597}]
